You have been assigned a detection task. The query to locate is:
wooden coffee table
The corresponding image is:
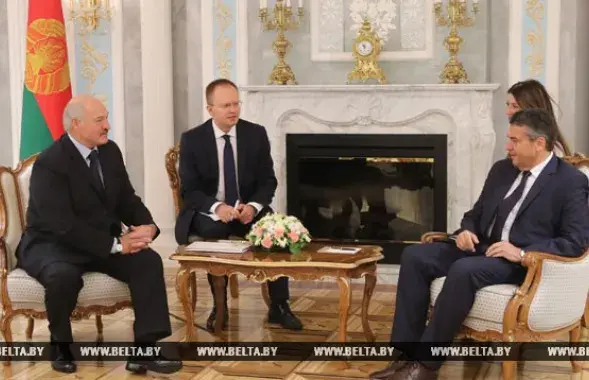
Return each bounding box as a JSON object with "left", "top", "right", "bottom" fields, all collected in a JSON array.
[{"left": 170, "top": 243, "right": 383, "bottom": 342}]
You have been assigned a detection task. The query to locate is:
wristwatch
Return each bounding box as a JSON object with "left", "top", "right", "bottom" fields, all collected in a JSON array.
[
  {"left": 115, "top": 237, "right": 123, "bottom": 253},
  {"left": 519, "top": 250, "right": 526, "bottom": 260}
]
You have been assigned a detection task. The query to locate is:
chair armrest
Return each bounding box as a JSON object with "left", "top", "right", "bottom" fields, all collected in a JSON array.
[
  {"left": 520, "top": 250, "right": 589, "bottom": 268},
  {"left": 503, "top": 249, "right": 589, "bottom": 335},
  {"left": 421, "top": 231, "right": 449, "bottom": 243}
]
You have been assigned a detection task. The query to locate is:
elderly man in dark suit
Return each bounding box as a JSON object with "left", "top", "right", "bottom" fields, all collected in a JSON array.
[
  {"left": 17, "top": 95, "right": 181, "bottom": 375},
  {"left": 371, "top": 108, "right": 589, "bottom": 380},
  {"left": 175, "top": 79, "right": 302, "bottom": 331}
]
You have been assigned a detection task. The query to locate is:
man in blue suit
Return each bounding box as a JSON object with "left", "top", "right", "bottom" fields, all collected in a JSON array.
[{"left": 371, "top": 108, "right": 589, "bottom": 380}]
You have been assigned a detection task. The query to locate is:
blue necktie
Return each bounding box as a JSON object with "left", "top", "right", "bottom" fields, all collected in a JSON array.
[
  {"left": 489, "top": 170, "right": 531, "bottom": 242},
  {"left": 222, "top": 135, "right": 238, "bottom": 206}
]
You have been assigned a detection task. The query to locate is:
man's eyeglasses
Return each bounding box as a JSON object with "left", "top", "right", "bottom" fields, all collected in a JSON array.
[{"left": 210, "top": 101, "right": 242, "bottom": 110}]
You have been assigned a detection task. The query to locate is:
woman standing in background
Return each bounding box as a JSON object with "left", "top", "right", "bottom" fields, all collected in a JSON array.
[{"left": 505, "top": 79, "right": 572, "bottom": 157}]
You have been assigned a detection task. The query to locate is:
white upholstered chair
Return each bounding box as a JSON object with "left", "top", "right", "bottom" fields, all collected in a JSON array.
[
  {"left": 0, "top": 155, "right": 132, "bottom": 352},
  {"left": 424, "top": 153, "right": 589, "bottom": 380}
]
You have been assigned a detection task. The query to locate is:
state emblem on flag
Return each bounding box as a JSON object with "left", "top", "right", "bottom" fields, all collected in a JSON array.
[{"left": 25, "top": 18, "right": 71, "bottom": 95}]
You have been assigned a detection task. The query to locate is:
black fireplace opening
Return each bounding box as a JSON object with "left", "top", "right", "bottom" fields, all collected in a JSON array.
[{"left": 286, "top": 134, "right": 447, "bottom": 264}]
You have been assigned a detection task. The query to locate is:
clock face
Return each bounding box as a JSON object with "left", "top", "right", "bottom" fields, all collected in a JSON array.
[{"left": 356, "top": 40, "right": 374, "bottom": 56}]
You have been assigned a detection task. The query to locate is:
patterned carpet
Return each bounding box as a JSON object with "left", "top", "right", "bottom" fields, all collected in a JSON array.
[{"left": 1, "top": 268, "right": 587, "bottom": 379}]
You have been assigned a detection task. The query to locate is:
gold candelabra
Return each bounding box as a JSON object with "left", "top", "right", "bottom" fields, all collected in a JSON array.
[
  {"left": 434, "top": 0, "right": 479, "bottom": 84},
  {"left": 259, "top": 0, "right": 304, "bottom": 85},
  {"left": 68, "top": 0, "right": 113, "bottom": 35}
]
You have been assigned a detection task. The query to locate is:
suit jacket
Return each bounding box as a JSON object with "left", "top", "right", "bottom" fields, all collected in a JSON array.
[
  {"left": 175, "top": 118, "right": 277, "bottom": 244},
  {"left": 16, "top": 134, "right": 158, "bottom": 277},
  {"left": 458, "top": 155, "right": 589, "bottom": 257}
]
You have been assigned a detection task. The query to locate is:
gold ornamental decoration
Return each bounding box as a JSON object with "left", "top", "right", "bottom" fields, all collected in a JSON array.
[
  {"left": 25, "top": 19, "right": 71, "bottom": 95},
  {"left": 434, "top": 0, "right": 479, "bottom": 84},
  {"left": 347, "top": 18, "right": 386, "bottom": 85}
]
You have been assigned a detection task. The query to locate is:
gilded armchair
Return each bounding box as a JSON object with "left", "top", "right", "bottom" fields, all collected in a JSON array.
[
  {"left": 164, "top": 145, "right": 270, "bottom": 307},
  {"left": 424, "top": 153, "right": 589, "bottom": 379},
  {"left": 0, "top": 155, "right": 132, "bottom": 358}
]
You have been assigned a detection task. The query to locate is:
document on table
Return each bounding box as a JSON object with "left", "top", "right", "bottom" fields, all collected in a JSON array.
[
  {"left": 184, "top": 240, "right": 251, "bottom": 253},
  {"left": 317, "top": 246, "right": 362, "bottom": 255}
]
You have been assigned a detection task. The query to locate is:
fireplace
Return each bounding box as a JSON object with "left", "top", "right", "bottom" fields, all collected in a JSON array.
[{"left": 286, "top": 134, "right": 447, "bottom": 264}]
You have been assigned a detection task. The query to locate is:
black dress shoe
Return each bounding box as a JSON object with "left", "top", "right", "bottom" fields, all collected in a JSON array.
[
  {"left": 51, "top": 353, "right": 77, "bottom": 373},
  {"left": 50, "top": 344, "right": 77, "bottom": 374},
  {"left": 390, "top": 361, "right": 437, "bottom": 380},
  {"left": 369, "top": 350, "right": 409, "bottom": 379},
  {"left": 268, "top": 302, "right": 303, "bottom": 330},
  {"left": 369, "top": 359, "right": 407, "bottom": 379},
  {"left": 206, "top": 307, "right": 229, "bottom": 331},
  {"left": 126, "top": 356, "right": 183, "bottom": 374}
]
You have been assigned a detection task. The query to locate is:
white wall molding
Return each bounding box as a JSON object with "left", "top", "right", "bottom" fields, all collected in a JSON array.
[
  {"left": 7, "top": 0, "right": 28, "bottom": 166},
  {"left": 236, "top": 0, "right": 249, "bottom": 86},
  {"left": 62, "top": 0, "right": 78, "bottom": 95},
  {"left": 200, "top": 0, "right": 214, "bottom": 119},
  {"left": 111, "top": 0, "right": 126, "bottom": 160},
  {"left": 507, "top": 0, "right": 523, "bottom": 89},
  {"left": 310, "top": 0, "right": 434, "bottom": 62},
  {"left": 545, "top": 0, "right": 561, "bottom": 106},
  {"left": 140, "top": 0, "right": 174, "bottom": 229}
]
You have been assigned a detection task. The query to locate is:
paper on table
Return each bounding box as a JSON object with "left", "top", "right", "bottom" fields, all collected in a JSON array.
[
  {"left": 184, "top": 240, "right": 251, "bottom": 253},
  {"left": 317, "top": 246, "right": 361, "bottom": 255}
]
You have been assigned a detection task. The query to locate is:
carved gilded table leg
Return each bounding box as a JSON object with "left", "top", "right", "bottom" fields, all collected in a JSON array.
[
  {"left": 212, "top": 275, "right": 227, "bottom": 336},
  {"left": 361, "top": 273, "right": 377, "bottom": 342},
  {"left": 176, "top": 266, "right": 195, "bottom": 342},
  {"left": 336, "top": 277, "right": 352, "bottom": 342},
  {"left": 189, "top": 272, "right": 197, "bottom": 310}
]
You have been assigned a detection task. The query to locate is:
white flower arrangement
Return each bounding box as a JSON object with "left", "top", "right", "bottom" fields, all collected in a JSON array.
[{"left": 246, "top": 213, "right": 312, "bottom": 254}]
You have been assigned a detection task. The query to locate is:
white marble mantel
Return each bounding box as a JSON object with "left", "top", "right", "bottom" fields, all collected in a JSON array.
[{"left": 240, "top": 84, "right": 501, "bottom": 232}]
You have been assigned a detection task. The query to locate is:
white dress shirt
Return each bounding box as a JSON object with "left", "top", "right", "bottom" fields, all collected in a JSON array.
[
  {"left": 203, "top": 121, "right": 262, "bottom": 220},
  {"left": 489, "top": 152, "right": 554, "bottom": 241}
]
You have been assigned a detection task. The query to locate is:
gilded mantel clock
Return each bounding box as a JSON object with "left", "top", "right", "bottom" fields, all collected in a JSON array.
[{"left": 347, "top": 18, "right": 387, "bottom": 84}]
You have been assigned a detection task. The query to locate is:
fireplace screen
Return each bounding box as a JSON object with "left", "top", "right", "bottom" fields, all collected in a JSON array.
[{"left": 296, "top": 156, "right": 434, "bottom": 243}]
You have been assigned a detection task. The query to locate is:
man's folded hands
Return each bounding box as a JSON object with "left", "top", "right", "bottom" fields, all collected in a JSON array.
[{"left": 120, "top": 225, "right": 156, "bottom": 254}]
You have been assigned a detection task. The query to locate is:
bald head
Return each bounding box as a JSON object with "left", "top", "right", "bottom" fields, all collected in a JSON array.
[
  {"left": 65, "top": 95, "right": 110, "bottom": 148},
  {"left": 63, "top": 95, "right": 103, "bottom": 130}
]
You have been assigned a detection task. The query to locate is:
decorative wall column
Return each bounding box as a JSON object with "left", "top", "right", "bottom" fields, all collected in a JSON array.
[
  {"left": 139, "top": 0, "right": 175, "bottom": 229},
  {"left": 508, "top": 0, "right": 561, "bottom": 104},
  {"left": 200, "top": 0, "right": 248, "bottom": 117},
  {"left": 6, "top": 0, "right": 28, "bottom": 166},
  {"left": 62, "top": 0, "right": 126, "bottom": 158}
]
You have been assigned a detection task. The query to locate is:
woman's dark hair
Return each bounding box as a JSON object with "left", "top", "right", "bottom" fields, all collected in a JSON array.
[{"left": 508, "top": 79, "right": 571, "bottom": 155}]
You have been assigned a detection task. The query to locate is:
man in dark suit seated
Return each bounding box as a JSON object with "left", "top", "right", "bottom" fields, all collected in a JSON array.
[
  {"left": 16, "top": 95, "right": 182, "bottom": 375},
  {"left": 370, "top": 108, "right": 589, "bottom": 380},
  {"left": 175, "top": 78, "right": 302, "bottom": 331}
]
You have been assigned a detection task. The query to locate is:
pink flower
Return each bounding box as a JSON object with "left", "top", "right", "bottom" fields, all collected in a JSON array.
[
  {"left": 288, "top": 231, "right": 300, "bottom": 243},
  {"left": 253, "top": 227, "right": 263, "bottom": 237},
  {"left": 262, "top": 237, "right": 273, "bottom": 248},
  {"left": 274, "top": 227, "right": 285, "bottom": 239}
]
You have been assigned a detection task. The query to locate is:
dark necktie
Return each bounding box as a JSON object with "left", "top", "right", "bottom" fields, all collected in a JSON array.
[
  {"left": 88, "top": 150, "right": 104, "bottom": 190},
  {"left": 222, "top": 135, "right": 238, "bottom": 206},
  {"left": 489, "top": 170, "right": 531, "bottom": 243}
]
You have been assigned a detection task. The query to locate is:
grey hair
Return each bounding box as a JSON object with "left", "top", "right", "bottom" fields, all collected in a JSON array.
[
  {"left": 62, "top": 100, "right": 86, "bottom": 131},
  {"left": 522, "top": 123, "right": 555, "bottom": 151}
]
